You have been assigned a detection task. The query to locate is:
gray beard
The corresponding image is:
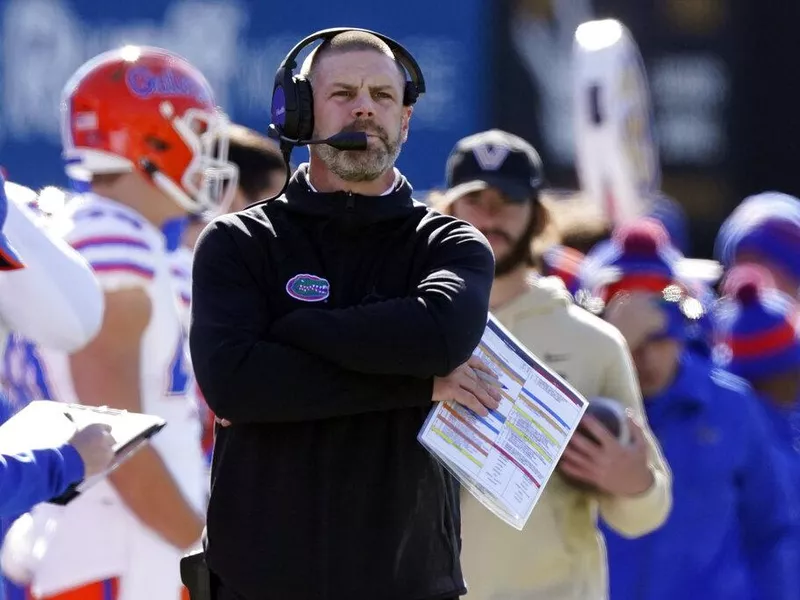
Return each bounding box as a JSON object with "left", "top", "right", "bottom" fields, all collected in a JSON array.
[{"left": 313, "top": 134, "right": 403, "bottom": 182}]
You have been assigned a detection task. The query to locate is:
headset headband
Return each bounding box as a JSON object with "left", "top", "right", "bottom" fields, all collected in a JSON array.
[{"left": 279, "top": 27, "right": 426, "bottom": 104}]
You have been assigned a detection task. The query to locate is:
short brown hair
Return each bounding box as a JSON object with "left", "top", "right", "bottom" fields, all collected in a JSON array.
[
  {"left": 226, "top": 124, "right": 286, "bottom": 204},
  {"left": 300, "top": 30, "right": 405, "bottom": 82}
]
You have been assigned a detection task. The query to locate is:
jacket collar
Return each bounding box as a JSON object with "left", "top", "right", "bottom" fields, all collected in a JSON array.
[{"left": 279, "top": 164, "right": 417, "bottom": 224}]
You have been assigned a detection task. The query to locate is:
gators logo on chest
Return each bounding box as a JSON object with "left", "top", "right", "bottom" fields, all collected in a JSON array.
[{"left": 285, "top": 273, "right": 330, "bottom": 302}]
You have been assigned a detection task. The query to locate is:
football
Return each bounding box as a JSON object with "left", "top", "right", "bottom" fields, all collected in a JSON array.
[
  {"left": 580, "top": 397, "right": 631, "bottom": 446},
  {"left": 559, "top": 397, "right": 631, "bottom": 491}
]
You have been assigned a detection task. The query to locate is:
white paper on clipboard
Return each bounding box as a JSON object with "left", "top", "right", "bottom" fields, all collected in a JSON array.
[{"left": 418, "top": 314, "right": 589, "bottom": 530}]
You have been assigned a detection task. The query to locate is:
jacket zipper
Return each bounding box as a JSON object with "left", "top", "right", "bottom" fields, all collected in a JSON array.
[{"left": 334, "top": 193, "right": 356, "bottom": 306}]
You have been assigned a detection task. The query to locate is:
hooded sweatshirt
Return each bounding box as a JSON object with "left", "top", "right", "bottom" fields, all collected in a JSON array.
[
  {"left": 460, "top": 276, "right": 671, "bottom": 600},
  {"left": 190, "top": 165, "right": 495, "bottom": 600}
]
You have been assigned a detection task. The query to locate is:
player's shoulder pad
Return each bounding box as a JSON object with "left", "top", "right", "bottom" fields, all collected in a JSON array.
[
  {"left": 64, "top": 194, "right": 152, "bottom": 238},
  {"left": 60, "top": 195, "right": 160, "bottom": 289}
]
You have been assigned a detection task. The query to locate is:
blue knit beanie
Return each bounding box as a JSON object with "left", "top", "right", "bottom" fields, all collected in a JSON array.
[
  {"left": 582, "top": 218, "right": 692, "bottom": 340},
  {"left": 713, "top": 264, "right": 800, "bottom": 381},
  {"left": 715, "top": 192, "right": 800, "bottom": 284}
]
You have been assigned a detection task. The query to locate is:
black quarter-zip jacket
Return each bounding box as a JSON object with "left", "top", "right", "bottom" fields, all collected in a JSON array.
[{"left": 189, "top": 165, "right": 495, "bottom": 600}]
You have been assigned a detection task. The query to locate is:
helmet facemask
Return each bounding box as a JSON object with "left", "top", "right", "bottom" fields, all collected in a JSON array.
[{"left": 159, "top": 102, "right": 239, "bottom": 217}]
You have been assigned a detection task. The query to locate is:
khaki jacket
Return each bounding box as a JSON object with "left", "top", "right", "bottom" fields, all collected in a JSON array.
[{"left": 460, "top": 277, "right": 671, "bottom": 600}]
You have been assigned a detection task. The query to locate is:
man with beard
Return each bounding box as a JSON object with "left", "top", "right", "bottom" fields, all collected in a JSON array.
[
  {"left": 189, "top": 30, "right": 499, "bottom": 600},
  {"left": 437, "top": 129, "right": 671, "bottom": 600}
]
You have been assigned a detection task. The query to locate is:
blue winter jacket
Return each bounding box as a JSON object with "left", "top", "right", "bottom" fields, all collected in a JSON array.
[
  {"left": 760, "top": 401, "right": 800, "bottom": 469},
  {"left": 602, "top": 352, "right": 800, "bottom": 600},
  {"left": 0, "top": 443, "right": 84, "bottom": 600},
  {"left": 759, "top": 399, "right": 800, "bottom": 553},
  {"left": 0, "top": 444, "right": 84, "bottom": 518}
]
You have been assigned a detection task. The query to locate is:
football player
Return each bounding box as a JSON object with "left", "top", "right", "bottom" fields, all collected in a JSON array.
[{"left": 2, "top": 46, "right": 237, "bottom": 600}]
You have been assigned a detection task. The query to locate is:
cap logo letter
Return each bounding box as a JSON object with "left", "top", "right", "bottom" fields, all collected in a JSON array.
[{"left": 473, "top": 144, "right": 509, "bottom": 171}]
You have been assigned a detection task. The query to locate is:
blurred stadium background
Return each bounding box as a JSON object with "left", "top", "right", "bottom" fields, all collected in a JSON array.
[{"left": 0, "top": 0, "right": 795, "bottom": 259}]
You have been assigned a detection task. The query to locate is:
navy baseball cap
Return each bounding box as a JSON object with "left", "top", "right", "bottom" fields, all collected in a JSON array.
[
  {"left": 444, "top": 129, "right": 544, "bottom": 204},
  {"left": 0, "top": 174, "right": 23, "bottom": 270}
]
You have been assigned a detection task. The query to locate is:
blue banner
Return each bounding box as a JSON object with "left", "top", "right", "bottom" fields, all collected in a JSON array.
[{"left": 0, "top": 0, "right": 486, "bottom": 194}]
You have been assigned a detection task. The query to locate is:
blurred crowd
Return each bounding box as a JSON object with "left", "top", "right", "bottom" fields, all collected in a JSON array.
[{"left": 1, "top": 18, "right": 800, "bottom": 600}]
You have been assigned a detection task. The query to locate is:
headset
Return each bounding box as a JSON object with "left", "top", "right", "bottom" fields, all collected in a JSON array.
[
  {"left": 254, "top": 27, "right": 426, "bottom": 206},
  {"left": 268, "top": 27, "right": 426, "bottom": 154}
]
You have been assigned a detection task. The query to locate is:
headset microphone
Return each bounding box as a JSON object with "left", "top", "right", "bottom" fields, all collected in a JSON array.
[
  {"left": 313, "top": 131, "right": 369, "bottom": 151},
  {"left": 267, "top": 125, "right": 368, "bottom": 152}
]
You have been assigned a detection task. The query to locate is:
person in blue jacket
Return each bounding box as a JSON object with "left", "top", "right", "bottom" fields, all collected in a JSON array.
[
  {"left": 0, "top": 421, "right": 114, "bottom": 600},
  {"left": 589, "top": 218, "right": 800, "bottom": 600},
  {"left": 0, "top": 422, "right": 114, "bottom": 518},
  {"left": 714, "top": 264, "right": 800, "bottom": 474},
  {"left": 578, "top": 216, "right": 715, "bottom": 359}
]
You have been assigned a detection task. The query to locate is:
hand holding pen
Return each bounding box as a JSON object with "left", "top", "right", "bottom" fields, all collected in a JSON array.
[{"left": 65, "top": 413, "right": 116, "bottom": 478}]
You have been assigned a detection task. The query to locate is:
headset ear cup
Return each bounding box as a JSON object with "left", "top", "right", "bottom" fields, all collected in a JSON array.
[
  {"left": 272, "top": 66, "right": 299, "bottom": 140},
  {"left": 403, "top": 82, "right": 418, "bottom": 106},
  {"left": 294, "top": 76, "right": 315, "bottom": 141}
]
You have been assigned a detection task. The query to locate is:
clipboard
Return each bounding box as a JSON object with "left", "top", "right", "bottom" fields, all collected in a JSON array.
[{"left": 0, "top": 401, "right": 166, "bottom": 505}]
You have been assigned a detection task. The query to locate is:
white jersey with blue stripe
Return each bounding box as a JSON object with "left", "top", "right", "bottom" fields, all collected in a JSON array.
[
  {"left": 166, "top": 244, "right": 215, "bottom": 487},
  {"left": 8, "top": 193, "right": 205, "bottom": 600},
  {"left": 168, "top": 245, "right": 193, "bottom": 332}
]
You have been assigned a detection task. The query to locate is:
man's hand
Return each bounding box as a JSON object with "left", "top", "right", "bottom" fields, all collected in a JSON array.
[
  {"left": 69, "top": 423, "right": 116, "bottom": 478},
  {"left": 604, "top": 292, "right": 665, "bottom": 351},
  {"left": 432, "top": 356, "right": 502, "bottom": 417},
  {"left": 558, "top": 414, "right": 653, "bottom": 496}
]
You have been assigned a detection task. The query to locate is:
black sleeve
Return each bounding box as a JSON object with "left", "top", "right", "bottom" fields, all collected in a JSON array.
[
  {"left": 269, "top": 217, "right": 495, "bottom": 378},
  {"left": 188, "top": 218, "right": 433, "bottom": 424}
]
